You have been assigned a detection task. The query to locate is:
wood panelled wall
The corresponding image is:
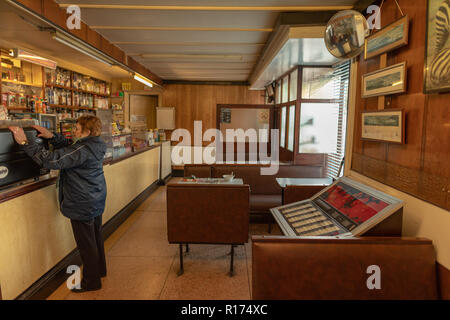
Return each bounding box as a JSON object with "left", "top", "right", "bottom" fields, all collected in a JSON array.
[
  {"left": 162, "top": 84, "right": 266, "bottom": 143},
  {"left": 352, "top": 0, "right": 450, "bottom": 210}
]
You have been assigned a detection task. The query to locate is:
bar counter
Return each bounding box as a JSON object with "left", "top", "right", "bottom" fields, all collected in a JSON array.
[
  {"left": 0, "top": 143, "right": 162, "bottom": 205},
  {"left": 0, "top": 143, "right": 166, "bottom": 300}
]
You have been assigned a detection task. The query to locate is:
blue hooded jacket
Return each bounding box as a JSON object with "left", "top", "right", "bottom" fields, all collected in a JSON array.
[{"left": 23, "top": 133, "right": 107, "bottom": 221}]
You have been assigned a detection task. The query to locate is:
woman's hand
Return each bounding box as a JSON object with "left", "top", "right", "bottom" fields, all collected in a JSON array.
[
  {"left": 32, "top": 125, "right": 54, "bottom": 139},
  {"left": 8, "top": 126, "right": 28, "bottom": 144}
]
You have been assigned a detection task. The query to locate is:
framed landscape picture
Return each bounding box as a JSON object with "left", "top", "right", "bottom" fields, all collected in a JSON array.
[
  {"left": 365, "top": 15, "right": 409, "bottom": 60},
  {"left": 361, "top": 109, "right": 405, "bottom": 144},
  {"left": 424, "top": 0, "right": 450, "bottom": 93},
  {"left": 362, "top": 62, "right": 407, "bottom": 98}
]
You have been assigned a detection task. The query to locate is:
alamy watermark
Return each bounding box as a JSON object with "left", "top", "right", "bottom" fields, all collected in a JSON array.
[
  {"left": 366, "top": 265, "right": 381, "bottom": 290},
  {"left": 66, "top": 5, "right": 81, "bottom": 30},
  {"left": 66, "top": 265, "right": 81, "bottom": 290},
  {"left": 367, "top": 5, "right": 381, "bottom": 30},
  {"left": 171, "top": 121, "right": 280, "bottom": 175}
]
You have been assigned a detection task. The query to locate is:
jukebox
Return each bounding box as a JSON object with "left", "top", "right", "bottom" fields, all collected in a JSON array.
[{"left": 0, "top": 128, "right": 49, "bottom": 188}]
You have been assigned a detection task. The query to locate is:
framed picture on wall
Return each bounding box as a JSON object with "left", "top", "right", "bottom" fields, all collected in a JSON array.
[
  {"left": 364, "top": 15, "right": 409, "bottom": 60},
  {"left": 361, "top": 109, "right": 405, "bottom": 144},
  {"left": 362, "top": 62, "right": 407, "bottom": 98},
  {"left": 424, "top": 0, "right": 450, "bottom": 93}
]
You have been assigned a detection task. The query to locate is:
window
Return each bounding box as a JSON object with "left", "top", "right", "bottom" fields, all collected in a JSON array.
[
  {"left": 298, "top": 62, "right": 350, "bottom": 178},
  {"left": 290, "top": 69, "right": 298, "bottom": 101},
  {"left": 281, "top": 75, "right": 289, "bottom": 103},
  {"left": 280, "top": 107, "right": 286, "bottom": 148},
  {"left": 287, "top": 105, "right": 295, "bottom": 151},
  {"left": 276, "top": 80, "right": 281, "bottom": 104},
  {"left": 299, "top": 103, "right": 339, "bottom": 153},
  {"left": 302, "top": 68, "right": 336, "bottom": 99}
]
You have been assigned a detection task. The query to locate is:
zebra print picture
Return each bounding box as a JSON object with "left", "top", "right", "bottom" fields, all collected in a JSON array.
[{"left": 424, "top": 0, "right": 450, "bottom": 93}]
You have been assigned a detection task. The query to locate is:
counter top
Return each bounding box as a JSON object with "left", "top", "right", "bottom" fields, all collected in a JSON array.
[
  {"left": 103, "top": 143, "right": 163, "bottom": 165},
  {"left": 0, "top": 144, "right": 164, "bottom": 204}
]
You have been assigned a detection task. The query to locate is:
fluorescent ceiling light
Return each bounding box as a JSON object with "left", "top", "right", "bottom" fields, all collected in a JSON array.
[
  {"left": 10, "top": 49, "right": 57, "bottom": 69},
  {"left": 52, "top": 31, "right": 115, "bottom": 67},
  {"left": 134, "top": 73, "right": 154, "bottom": 87}
]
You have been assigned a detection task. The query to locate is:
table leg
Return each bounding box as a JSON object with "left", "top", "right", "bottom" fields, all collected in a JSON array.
[
  {"left": 177, "top": 243, "right": 184, "bottom": 276},
  {"left": 229, "top": 244, "right": 234, "bottom": 277}
]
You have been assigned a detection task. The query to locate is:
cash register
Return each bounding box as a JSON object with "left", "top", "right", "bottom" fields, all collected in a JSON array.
[{"left": 0, "top": 128, "right": 49, "bottom": 188}]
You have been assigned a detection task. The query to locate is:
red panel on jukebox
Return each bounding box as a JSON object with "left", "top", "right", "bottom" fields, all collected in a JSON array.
[{"left": 319, "top": 182, "right": 389, "bottom": 224}]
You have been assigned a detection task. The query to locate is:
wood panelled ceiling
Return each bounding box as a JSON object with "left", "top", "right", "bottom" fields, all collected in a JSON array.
[{"left": 55, "top": 0, "right": 358, "bottom": 82}]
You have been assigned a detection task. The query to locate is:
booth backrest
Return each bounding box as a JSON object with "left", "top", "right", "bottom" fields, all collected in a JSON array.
[
  {"left": 252, "top": 236, "right": 438, "bottom": 300},
  {"left": 167, "top": 184, "right": 250, "bottom": 244},
  {"left": 184, "top": 164, "right": 212, "bottom": 178},
  {"left": 213, "top": 165, "right": 279, "bottom": 194}
]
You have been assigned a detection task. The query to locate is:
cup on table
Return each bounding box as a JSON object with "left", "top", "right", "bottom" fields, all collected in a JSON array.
[{"left": 223, "top": 174, "right": 234, "bottom": 182}]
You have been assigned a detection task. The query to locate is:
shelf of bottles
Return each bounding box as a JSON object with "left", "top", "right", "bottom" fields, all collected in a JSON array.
[
  {"left": 45, "top": 67, "right": 110, "bottom": 111},
  {"left": 1, "top": 51, "right": 45, "bottom": 113}
]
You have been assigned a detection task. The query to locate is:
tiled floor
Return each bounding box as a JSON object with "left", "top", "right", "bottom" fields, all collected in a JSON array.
[{"left": 47, "top": 178, "right": 281, "bottom": 300}]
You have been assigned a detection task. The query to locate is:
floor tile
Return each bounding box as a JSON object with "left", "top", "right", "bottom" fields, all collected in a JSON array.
[
  {"left": 60, "top": 256, "right": 174, "bottom": 300},
  {"left": 159, "top": 244, "right": 250, "bottom": 300},
  {"left": 48, "top": 179, "right": 282, "bottom": 300}
]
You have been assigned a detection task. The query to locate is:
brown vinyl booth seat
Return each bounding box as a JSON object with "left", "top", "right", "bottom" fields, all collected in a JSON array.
[
  {"left": 167, "top": 183, "right": 250, "bottom": 276},
  {"left": 252, "top": 236, "right": 438, "bottom": 300},
  {"left": 184, "top": 164, "right": 324, "bottom": 220}
]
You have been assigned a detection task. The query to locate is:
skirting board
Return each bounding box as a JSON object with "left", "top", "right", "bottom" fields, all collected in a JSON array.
[
  {"left": 158, "top": 173, "right": 173, "bottom": 186},
  {"left": 14, "top": 180, "right": 159, "bottom": 300}
]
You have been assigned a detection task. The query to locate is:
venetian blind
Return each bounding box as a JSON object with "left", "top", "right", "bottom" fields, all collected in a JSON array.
[{"left": 326, "top": 61, "right": 350, "bottom": 179}]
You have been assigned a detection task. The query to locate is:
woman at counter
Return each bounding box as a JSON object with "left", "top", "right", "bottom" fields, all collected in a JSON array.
[{"left": 8, "top": 115, "right": 107, "bottom": 293}]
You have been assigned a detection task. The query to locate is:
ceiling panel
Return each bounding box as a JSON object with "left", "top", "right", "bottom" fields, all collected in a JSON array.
[
  {"left": 142, "top": 62, "right": 256, "bottom": 69},
  {"left": 98, "top": 29, "right": 269, "bottom": 44},
  {"left": 79, "top": 10, "right": 277, "bottom": 29},
  {"left": 163, "top": 75, "right": 249, "bottom": 81},
  {"left": 54, "top": 0, "right": 357, "bottom": 81},
  {"left": 56, "top": 0, "right": 357, "bottom": 7},
  {"left": 121, "top": 44, "right": 262, "bottom": 55},
  {"left": 135, "top": 55, "right": 258, "bottom": 62}
]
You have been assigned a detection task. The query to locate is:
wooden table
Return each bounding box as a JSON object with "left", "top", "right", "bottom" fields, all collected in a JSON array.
[{"left": 177, "top": 178, "right": 244, "bottom": 185}]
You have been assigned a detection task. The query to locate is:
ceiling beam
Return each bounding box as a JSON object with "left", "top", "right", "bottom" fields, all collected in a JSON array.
[
  {"left": 277, "top": 11, "right": 338, "bottom": 26},
  {"left": 58, "top": 4, "right": 354, "bottom": 11},
  {"left": 353, "top": 0, "right": 379, "bottom": 12},
  {"left": 90, "top": 26, "right": 273, "bottom": 32}
]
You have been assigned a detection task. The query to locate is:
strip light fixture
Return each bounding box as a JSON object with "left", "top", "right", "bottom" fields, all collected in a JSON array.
[
  {"left": 52, "top": 31, "right": 116, "bottom": 67},
  {"left": 10, "top": 49, "right": 57, "bottom": 69},
  {"left": 134, "top": 73, "right": 154, "bottom": 87}
]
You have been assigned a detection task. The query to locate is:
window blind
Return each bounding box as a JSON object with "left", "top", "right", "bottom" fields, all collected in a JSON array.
[{"left": 326, "top": 61, "right": 350, "bottom": 179}]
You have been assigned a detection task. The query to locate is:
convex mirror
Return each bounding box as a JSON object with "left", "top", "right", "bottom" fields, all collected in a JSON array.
[{"left": 324, "top": 10, "right": 370, "bottom": 59}]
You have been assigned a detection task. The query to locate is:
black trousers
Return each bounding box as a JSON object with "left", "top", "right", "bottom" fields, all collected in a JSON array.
[{"left": 70, "top": 215, "right": 106, "bottom": 289}]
